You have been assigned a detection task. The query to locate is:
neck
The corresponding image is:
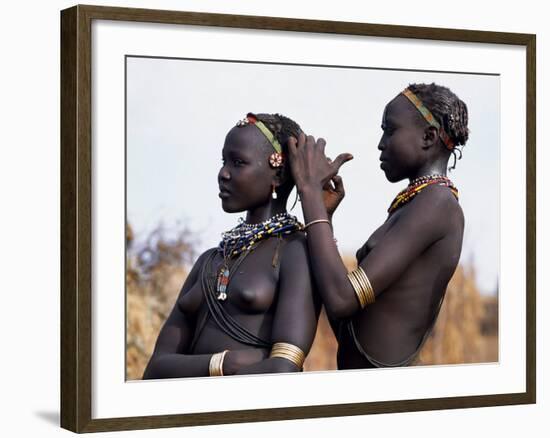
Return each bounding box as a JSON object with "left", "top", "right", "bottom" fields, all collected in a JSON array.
[
  {"left": 245, "top": 199, "right": 288, "bottom": 224},
  {"left": 409, "top": 159, "right": 448, "bottom": 183}
]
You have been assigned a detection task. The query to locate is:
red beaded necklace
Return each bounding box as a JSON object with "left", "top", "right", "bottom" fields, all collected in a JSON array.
[{"left": 388, "top": 174, "right": 458, "bottom": 215}]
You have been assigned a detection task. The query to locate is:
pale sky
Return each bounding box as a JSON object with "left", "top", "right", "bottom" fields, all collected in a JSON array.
[{"left": 126, "top": 56, "right": 499, "bottom": 294}]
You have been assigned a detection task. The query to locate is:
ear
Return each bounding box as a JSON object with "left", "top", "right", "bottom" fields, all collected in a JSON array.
[{"left": 422, "top": 126, "right": 439, "bottom": 149}]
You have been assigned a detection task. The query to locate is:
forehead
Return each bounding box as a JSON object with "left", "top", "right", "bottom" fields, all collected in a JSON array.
[
  {"left": 224, "top": 125, "right": 271, "bottom": 156},
  {"left": 383, "top": 94, "right": 424, "bottom": 126}
]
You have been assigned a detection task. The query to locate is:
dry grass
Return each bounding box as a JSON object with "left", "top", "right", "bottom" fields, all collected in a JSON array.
[
  {"left": 126, "top": 222, "right": 498, "bottom": 379},
  {"left": 416, "top": 265, "right": 498, "bottom": 365},
  {"left": 126, "top": 222, "right": 195, "bottom": 379}
]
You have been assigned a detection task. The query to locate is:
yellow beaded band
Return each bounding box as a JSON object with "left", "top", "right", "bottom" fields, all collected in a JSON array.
[
  {"left": 209, "top": 350, "right": 228, "bottom": 377},
  {"left": 347, "top": 266, "right": 375, "bottom": 309},
  {"left": 270, "top": 342, "right": 305, "bottom": 369}
]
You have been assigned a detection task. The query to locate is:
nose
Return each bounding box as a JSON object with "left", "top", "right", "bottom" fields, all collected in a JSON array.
[
  {"left": 377, "top": 137, "right": 385, "bottom": 151},
  {"left": 218, "top": 165, "right": 230, "bottom": 183}
]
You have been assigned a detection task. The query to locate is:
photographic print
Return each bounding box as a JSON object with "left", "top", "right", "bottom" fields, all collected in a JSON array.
[{"left": 125, "top": 57, "right": 500, "bottom": 380}]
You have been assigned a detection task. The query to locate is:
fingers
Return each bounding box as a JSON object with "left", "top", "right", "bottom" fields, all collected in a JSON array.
[
  {"left": 316, "top": 137, "right": 326, "bottom": 154},
  {"left": 288, "top": 135, "right": 298, "bottom": 158},
  {"left": 302, "top": 135, "right": 326, "bottom": 153},
  {"left": 297, "top": 132, "right": 306, "bottom": 148},
  {"left": 332, "top": 175, "right": 345, "bottom": 195},
  {"left": 331, "top": 152, "right": 354, "bottom": 173},
  {"left": 288, "top": 132, "right": 306, "bottom": 158},
  {"left": 322, "top": 179, "right": 335, "bottom": 191},
  {"left": 290, "top": 134, "right": 349, "bottom": 176}
]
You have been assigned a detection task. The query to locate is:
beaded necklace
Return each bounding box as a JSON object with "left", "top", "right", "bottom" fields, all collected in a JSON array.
[
  {"left": 387, "top": 174, "right": 458, "bottom": 215},
  {"left": 215, "top": 212, "right": 303, "bottom": 300}
]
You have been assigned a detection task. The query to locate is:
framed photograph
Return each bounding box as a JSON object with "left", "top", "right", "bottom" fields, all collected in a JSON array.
[{"left": 60, "top": 4, "right": 536, "bottom": 433}]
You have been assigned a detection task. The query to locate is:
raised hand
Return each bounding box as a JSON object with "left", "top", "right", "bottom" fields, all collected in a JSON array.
[
  {"left": 287, "top": 133, "right": 353, "bottom": 194},
  {"left": 322, "top": 175, "right": 346, "bottom": 217}
]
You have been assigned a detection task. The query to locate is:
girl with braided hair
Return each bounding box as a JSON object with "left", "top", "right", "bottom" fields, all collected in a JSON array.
[
  {"left": 289, "top": 83, "right": 469, "bottom": 368},
  {"left": 143, "top": 113, "right": 320, "bottom": 379}
]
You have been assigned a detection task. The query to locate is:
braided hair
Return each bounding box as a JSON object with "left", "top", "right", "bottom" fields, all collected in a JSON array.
[
  {"left": 406, "top": 83, "right": 469, "bottom": 169},
  {"left": 247, "top": 112, "right": 303, "bottom": 196}
]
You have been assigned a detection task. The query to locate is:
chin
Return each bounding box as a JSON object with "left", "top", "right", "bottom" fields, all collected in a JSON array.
[
  {"left": 220, "top": 199, "right": 246, "bottom": 213},
  {"left": 386, "top": 175, "right": 401, "bottom": 183},
  {"left": 383, "top": 170, "right": 405, "bottom": 184},
  {"left": 221, "top": 202, "right": 238, "bottom": 213},
  {"left": 381, "top": 168, "right": 396, "bottom": 182}
]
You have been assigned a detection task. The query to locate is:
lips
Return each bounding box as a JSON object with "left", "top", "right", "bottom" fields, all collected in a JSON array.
[{"left": 218, "top": 186, "right": 231, "bottom": 199}]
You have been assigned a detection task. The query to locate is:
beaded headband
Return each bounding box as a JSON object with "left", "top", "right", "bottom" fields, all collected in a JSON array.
[
  {"left": 237, "top": 114, "right": 283, "bottom": 154},
  {"left": 401, "top": 88, "right": 455, "bottom": 151},
  {"left": 236, "top": 114, "right": 283, "bottom": 168}
]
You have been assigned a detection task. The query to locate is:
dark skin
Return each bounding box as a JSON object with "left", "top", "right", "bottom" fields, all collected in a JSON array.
[
  {"left": 143, "top": 124, "right": 320, "bottom": 379},
  {"left": 288, "top": 94, "right": 464, "bottom": 368}
]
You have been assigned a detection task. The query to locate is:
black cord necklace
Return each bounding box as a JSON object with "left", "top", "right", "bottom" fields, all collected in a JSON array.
[{"left": 201, "top": 246, "right": 272, "bottom": 348}]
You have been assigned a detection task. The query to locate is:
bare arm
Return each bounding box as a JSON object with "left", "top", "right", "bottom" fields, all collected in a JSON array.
[
  {"left": 288, "top": 134, "right": 455, "bottom": 320},
  {"left": 142, "top": 250, "right": 213, "bottom": 379}
]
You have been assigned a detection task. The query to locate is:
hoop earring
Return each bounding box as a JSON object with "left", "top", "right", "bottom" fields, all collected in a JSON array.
[{"left": 272, "top": 185, "right": 278, "bottom": 200}]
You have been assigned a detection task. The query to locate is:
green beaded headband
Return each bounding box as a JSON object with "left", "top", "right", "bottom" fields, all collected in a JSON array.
[
  {"left": 402, "top": 88, "right": 455, "bottom": 151},
  {"left": 236, "top": 114, "right": 283, "bottom": 154}
]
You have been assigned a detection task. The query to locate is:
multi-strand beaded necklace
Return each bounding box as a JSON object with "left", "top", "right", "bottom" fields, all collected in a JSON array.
[
  {"left": 387, "top": 174, "right": 458, "bottom": 215},
  {"left": 214, "top": 212, "right": 303, "bottom": 300}
]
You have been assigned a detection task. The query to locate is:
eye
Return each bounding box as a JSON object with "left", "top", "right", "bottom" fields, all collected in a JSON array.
[{"left": 233, "top": 158, "right": 245, "bottom": 166}]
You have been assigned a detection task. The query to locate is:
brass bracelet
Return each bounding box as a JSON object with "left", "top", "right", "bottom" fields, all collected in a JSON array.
[
  {"left": 304, "top": 219, "right": 331, "bottom": 230},
  {"left": 347, "top": 266, "right": 375, "bottom": 309},
  {"left": 209, "top": 350, "right": 228, "bottom": 377},
  {"left": 347, "top": 269, "right": 367, "bottom": 308},
  {"left": 354, "top": 266, "right": 375, "bottom": 305},
  {"left": 270, "top": 342, "right": 306, "bottom": 369}
]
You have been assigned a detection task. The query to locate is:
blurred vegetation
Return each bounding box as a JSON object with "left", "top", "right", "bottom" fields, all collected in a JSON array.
[{"left": 126, "top": 221, "right": 498, "bottom": 380}]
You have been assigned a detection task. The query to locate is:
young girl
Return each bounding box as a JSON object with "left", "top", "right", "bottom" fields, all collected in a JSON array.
[
  {"left": 143, "top": 113, "right": 320, "bottom": 378},
  {"left": 289, "top": 83, "right": 469, "bottom": 368}
]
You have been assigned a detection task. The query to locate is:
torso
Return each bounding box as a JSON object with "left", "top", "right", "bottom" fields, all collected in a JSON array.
[
  {"left": 337, "top": 187, "right": 464, "bottom": 369},
  {"left": 177, "top": 236, "right": 289, "bottom": 354}
]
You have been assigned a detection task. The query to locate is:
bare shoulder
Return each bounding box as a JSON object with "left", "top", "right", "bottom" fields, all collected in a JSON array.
[
  {"left": 414, "top": 184, "right": 463, "bottom": 220},
  {"left": 177, "top": 247, "right": 217, "bottom": 297},
  {"left": 278, "top": 232, "right": 314, "bottom": 299},
  {"left": 282, "top": 231, "right": 308, "bottom": 253},
  {"left": 280, "top": 231, "right": 309, "bottom": 268},
  {"left": 283, "top": 230, "right": 308, "bottom": 246},
  {"left": 196, "top": 247, "right": 218, "bottom": 264},
  {"left": 402, "top": 184, "right": 464, "bottom": 239},
  {"left": 187, "top": 247, "right": 217, "bottom": 275}
]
